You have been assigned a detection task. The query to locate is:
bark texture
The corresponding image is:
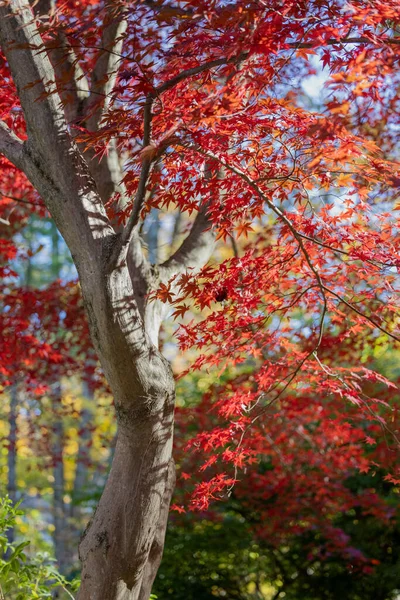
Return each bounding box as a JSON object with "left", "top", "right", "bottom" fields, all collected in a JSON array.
[
  {"left": 6, "top": 384, "right": 18, "bottom": 548},
  {"left": 51, "top": 387, "right": 69, "bottom": 574},
  {"left": 71, "top": 377, "right": 95, "bottom": 515},
  {"left": 0, "top": 2, "right": 215, "bottom": 598}
]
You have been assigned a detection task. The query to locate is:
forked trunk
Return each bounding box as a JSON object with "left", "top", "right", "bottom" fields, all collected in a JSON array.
[{"left": 76, "top": 266, "right": 176, "bottom": 600}]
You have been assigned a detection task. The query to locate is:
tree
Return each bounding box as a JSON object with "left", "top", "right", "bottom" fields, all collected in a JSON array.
[
  {"left": 168, "top": 338, "right": 400, "bottom": 596},
  {"left": 0, "top": 1, "right": 399, "bottom": 599}
]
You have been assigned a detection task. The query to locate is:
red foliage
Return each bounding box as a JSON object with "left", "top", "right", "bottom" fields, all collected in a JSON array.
[{"left": 0, "top": 0, "right": 399, "bottom": 567}]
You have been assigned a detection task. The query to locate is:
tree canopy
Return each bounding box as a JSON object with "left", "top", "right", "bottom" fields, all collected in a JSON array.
[{"left": 0, "top": 1, "right": 399, "bottom": 599}]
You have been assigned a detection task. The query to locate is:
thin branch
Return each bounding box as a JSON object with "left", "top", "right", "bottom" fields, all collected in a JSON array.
[
  {"left": 124, "top": 97, "right": 154, "bottom": 231},
  {"left": 189, "top": 142, "right": 398, "bottom": 344},
  {"left": 160, "top": 200, "right": 215, "bottom": 278},
  {"left": 0, "top": 191, "right": 45, "bottom": 208},
  {"left": 322, "top": 285, "right": 400, "bottom": 342},
  {"left": 126, "top": 158, "right": 153, "bottom": 240},
  {"left": 155, "top": 52, "right": 249, "bottom": 95},
  {"left": 230, "top": 234, "right": 239, "bottom": 258},
  {"left": 295, "top": 233, "right": 398, "bottom": 268},
  {"left": 153, "top": 35, "right": 399, "bottom": 97},
  {"left": 107, "top": 96, "right": 154, "bottom": 269},
  {"left": 142, "top": 95, "right": 153, "bottom": 147},
  {"left": 189, "top": 142, "right": 324, "bottom": 284},
  {"left": 293, "top": 36, "right": 400, "bottom": 48}
]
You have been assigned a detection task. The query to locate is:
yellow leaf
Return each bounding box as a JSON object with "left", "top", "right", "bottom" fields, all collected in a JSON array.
[
  {"left": 336, "top": 173, "right": 353, "bottom": 187},
  {"left": 330, "top": 102, "right": 350, "bottom": 115}
]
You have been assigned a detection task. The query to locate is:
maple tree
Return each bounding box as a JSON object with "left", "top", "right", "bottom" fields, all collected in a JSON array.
[
  {"left": 167, "top": 329, "right": 400, "bottom": 597},
  {"left": 0, "top": 0, "right": 400, "bottom": 598},
  {"left": 157, "top": 469, "right": 400, "bottom": 600}
]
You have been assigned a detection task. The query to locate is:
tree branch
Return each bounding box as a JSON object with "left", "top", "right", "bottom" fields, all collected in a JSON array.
[
  {"left": 47, "top": 33, "right": 90, "bottom": 124},
  {"left": 83, "top": 3, "right": 128, "bottom": 130},
  {"left": 33, "top": 0, "right": 128, "bottom": 211},
  {"left": 31, "top": 0, "right": 55, "bottom": 16},
  {"left": 160, "top": 200, "right": 215, "bottom": 279},
  {"left": 0, "top": 0, "right": 113, "bottom": 261},
  {"left": 108, "top": 158, "right": 153, "bottom": 270},
  {"left": 322, "top": 285, "right": 400, "bottom": 343},
  {"left": 154, "top": 34, "right": 399, "bottom": 98},
  {"left": 107, "top": 96, "right": 154, "bottom": 269},
  {"left": 144, "top": 0, "right": 194, "bottom": 18},
  {"left": 71, "top": 4, "right": 129, "bottom": 212},
  {"left": 0, "top": 121, "right": 24, "bottom": 168},
  {"left": 190, "top": 142, "right": 400, "bottom": 344},
  {"left": 0, "top": 0, "right": 71, "bottom": 169},
  {"left": 30, "top": 0, "right": 90, "bottom": 129},
  {"left": 155, "top": 52, "right": 249, "bottom": 95},
  {"left": 293, "top": 35, "right": 400, "bottom": 49}
]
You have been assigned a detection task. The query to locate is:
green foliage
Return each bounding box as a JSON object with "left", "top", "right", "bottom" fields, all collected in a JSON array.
[
  {"left": 154, "top": 514, "right": 274, "bottom": 600},
  {"left": 0, "top": 497, "right": 79, "bottom": 599},
  {"left": 253, "top": 517, "right": 400, "bottom": 600},
  {"left": 155, "top": 472, "right": 400, "bottom": 600}
]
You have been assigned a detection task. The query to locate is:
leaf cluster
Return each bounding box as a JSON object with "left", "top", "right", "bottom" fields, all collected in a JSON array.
[{"left": 0, "top": 497, "right": 79, "bottom": 600}]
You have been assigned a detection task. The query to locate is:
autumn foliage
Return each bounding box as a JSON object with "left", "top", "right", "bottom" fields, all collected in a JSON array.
[{"left": 0, "top": 0, "right": 400, "bottom": 588}]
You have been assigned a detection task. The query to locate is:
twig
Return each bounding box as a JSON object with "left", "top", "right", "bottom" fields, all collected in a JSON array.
[
  {"left": 155, "top": 52, "right": 249, "bottom": 95},
  {"left": 189, "top": 141, "right": 399, "bottom": 343},
  {"left": 322, "top": 285, "right": 400, "bottom": 342}
]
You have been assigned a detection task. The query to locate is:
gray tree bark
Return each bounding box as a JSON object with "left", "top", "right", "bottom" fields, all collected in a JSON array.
[
  {"left": 0, "top": 2, "right": 215, "bottom": 598},
  {"left": 51, "top": 382, "right": 69, "bottom": 574},
  {"left": 49, "top": 220, "right": 72, "bottom": 574},
  {"left": 6, "top": 384, "right": 18, "bottom": 547},
  {"left": 71, "top": 377, "right": 95, "bottom": 516}
]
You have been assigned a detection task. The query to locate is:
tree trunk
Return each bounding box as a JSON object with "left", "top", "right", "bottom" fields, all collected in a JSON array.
[
  {"left": 48, "top": 222, "right": 71, "bottom": 574},
  {"left": 144, "top": 209, "right": 160, "bottom": 264},
  {"left": 71, "top": 377, "right": 95, "bottom": 516},
  {"left": 68, "top": 372, "right": 96, "bottom": 570},
  {"left": 78, "top": 420, "right": 175, "bottom": 600},
  {"left": 77, "top": 266, "right": 176, "bottom": 600},
  {"left": 6, "top": 384, "right": 18, "bottom": 547},
  {"left": 51, "top": 384, "right": 69, "bottom": 574},
  {"left": 138, "top": 458, "right": 176, "bottom": 600}
]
